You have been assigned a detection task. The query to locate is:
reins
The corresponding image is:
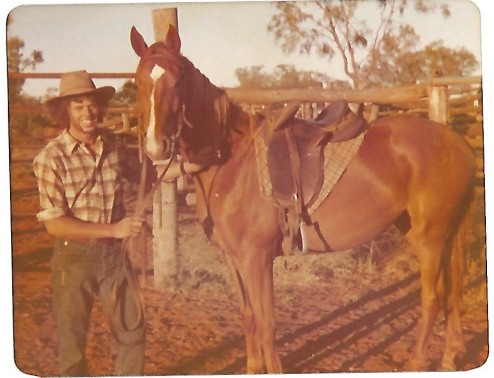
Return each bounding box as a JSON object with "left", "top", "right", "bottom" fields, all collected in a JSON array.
[
  {"left": 109, "top": 46, "right": 235, "bottom": 340},
  {"left": 109, "top": 107, "right": 186, "bottom": 343}
]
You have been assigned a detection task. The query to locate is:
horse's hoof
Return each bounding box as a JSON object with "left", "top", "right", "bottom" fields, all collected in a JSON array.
[
  {"left": 439, "top": 358, "right": 457, "bottom": 371},
  {"left": 405, "top": 357, "right": 428, "bottom": 371}
]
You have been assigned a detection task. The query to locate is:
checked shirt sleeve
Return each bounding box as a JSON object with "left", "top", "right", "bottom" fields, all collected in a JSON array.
[{"left": 33, "top": 151, "right": 68, "bottom": 222}]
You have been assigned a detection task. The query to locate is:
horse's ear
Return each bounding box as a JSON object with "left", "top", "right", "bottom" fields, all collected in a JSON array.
[
  {"left": 165, "top": 25, "right": 181, "bottom": 54},
  {"left": 130, "top": 26, "right": 148, "bottom": 57}
]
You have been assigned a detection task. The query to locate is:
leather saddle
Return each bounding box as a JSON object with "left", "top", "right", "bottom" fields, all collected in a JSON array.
[{"left": 263, "top": 99, "right": 368, "bottom": 254}]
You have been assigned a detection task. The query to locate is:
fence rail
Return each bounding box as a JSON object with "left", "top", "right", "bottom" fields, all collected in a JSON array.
[
  {"left": 8, "top": 72, "right": 135, "bottom": 79},
  {"left": 9, "top": 105, "right": 137, "bottom": 115},
  {"left": 8, "top": 72, "right": 483, "bottom": 159},
  {"left": 9, "top": 71, "right": 484, "bottom": 290},
  {"left": 8, "top": 72, "right": 482, "bottom": 121}
]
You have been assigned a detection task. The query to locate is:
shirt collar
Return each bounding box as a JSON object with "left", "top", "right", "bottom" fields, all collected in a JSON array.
[{"left": 60, "top": 129, "right": 105, "bottom": 155}]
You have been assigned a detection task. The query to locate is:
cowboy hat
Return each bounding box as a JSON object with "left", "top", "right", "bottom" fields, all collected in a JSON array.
[{"left": 44, "top": 70, "right": 115, "bottom": 117}]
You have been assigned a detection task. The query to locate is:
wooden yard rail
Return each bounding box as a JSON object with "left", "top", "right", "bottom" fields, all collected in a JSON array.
[
  {"left": 9, "top": 71, "right": 481, "bottom": 117},
  {"left": 8, "top": 72, "right": 481, "bottom": 102},
  {"left": 8, "top": 71, "right": 483, "bottom": 181},
  {"left": 9, "top": 69, "right": 483, "bottom": 289},
  {"left": 8, "top": 72, "right": 135, "bottom": 79},
  {"left": 226, "top": 76, "right": 481, "bottom": 105}
]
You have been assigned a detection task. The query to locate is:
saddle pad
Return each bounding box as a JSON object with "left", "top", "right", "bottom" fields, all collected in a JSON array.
[
  {"left": 253, "top": 124, "right": 366, "bottom": 214},
  {"left": 307, "top": 132, "right": 365, "bottom": 214}
]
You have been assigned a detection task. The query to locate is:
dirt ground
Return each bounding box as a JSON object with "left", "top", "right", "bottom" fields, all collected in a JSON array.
[{"left": 10, "top": 144, "right": 489, "bottom": 376}]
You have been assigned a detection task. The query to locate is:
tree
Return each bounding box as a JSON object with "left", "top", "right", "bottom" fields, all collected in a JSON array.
[
  {"left": 7, "top": 36, "right": 44, "bottom": 104},
  {"left": 113, "top": 80, "right": 137, "bottom": 104},
  {"left": 7, "top": 15, "right": 47, "bottom": 137},
  {"left": 267, "top": 0, "right": 478, "bottom": 89},
  {"left": 387, "top": 42, "right": 478, "bottom": 85},
  {"left": 235, "top": 64, "right": 351, "bottom": 88}
]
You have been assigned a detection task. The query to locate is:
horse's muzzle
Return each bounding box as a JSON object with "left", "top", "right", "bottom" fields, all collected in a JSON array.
[{"left": 145, "top": 136, "right": 171, "bottom": 162}]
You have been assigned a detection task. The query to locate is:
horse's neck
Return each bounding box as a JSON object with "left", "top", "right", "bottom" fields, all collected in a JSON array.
[
  {"left": 192, "top": 124, "right": 263, "bottom": 227},
  {"left": 185, "top": 62, "right": 222, "bottom": 118}
]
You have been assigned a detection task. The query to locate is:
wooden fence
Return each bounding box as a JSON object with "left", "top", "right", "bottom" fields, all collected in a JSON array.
[
  {"left": 8, "top": 72, "right": 482, "bottom": 128},
  {"left": 9, "top": 72, "right": 483, "bottom": 174},
  {"left": 8, "top": 71, "right": 484, "bottom": 288}
]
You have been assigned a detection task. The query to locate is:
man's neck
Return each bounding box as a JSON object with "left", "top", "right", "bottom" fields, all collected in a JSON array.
[{"left": 67, "top": 127, "right": 98, "bottom": 147}]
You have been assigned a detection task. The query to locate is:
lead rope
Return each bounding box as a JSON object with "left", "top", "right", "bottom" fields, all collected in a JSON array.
[
  {"left": 109, "top": 153, "right": 177, "bottom": 344},
  {"left": 110, "top": 109, "right": 185, "bottom": 344}
]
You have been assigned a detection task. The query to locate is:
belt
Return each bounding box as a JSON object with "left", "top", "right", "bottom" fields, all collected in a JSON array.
[{"left": 60, "top": 237, "right": 119, "bottom": 247}]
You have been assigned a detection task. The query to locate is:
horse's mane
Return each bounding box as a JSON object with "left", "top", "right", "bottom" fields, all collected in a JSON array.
[{"left": 181, "top": 56, "right": 232, "bottom": 132}]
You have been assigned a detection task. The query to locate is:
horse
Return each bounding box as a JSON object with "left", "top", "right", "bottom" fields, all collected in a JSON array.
[{"left": 130, "top": 25, "right": 476, "bottom": 373}]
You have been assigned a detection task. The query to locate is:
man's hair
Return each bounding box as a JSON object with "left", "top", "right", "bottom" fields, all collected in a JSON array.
[{"left": 51, "top": 95, "right": 111, "bottom": 128}]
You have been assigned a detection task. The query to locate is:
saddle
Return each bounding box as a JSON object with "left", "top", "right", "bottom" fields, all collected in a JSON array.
[{"left": 263, "top": 99, "right": 368, "bottom": 254}]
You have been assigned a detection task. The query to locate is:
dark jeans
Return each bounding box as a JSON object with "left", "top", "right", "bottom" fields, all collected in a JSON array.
[{"left": 51, "top": 238, "right": 145, "bottom": 376}]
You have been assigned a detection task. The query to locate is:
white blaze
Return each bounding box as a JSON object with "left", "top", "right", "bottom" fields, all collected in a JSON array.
[
  {"left": 150, "top": 65, "right": 166, "bottom": 82},
  {"left": 146, "top": 65, "right": 167, "bottom": 160}
]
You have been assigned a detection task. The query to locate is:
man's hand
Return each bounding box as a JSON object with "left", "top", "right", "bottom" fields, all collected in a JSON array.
[{"left": 113, "top": 216, "right": 145, "bottom": 238}]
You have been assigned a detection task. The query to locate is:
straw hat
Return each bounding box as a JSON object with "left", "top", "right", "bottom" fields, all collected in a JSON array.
[{"left": 44, "top": 70, "right": 115, "bottom": 117}]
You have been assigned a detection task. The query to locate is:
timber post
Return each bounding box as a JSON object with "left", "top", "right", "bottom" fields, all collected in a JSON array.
[
  {"left": 151, "top": 8, "right": 180, "bottom": 290},
  {"left": 427, "top": 71, "right": 449, "bottom": 125},
  {"left": 428, "top": 84, "right": 449, "bottom": 125}
]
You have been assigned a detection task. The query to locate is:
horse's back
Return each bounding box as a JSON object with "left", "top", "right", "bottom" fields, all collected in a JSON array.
[
  {"left": 368, "top": 114, "right": 475, "bottom": 181},
  {"left": 307, "top": 113, "right": 475, "bottom": 251}
]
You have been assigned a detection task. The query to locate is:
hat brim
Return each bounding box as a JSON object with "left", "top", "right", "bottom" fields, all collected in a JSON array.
[{"left": 44, "top": 86, "right": 115, "bottom": 117}]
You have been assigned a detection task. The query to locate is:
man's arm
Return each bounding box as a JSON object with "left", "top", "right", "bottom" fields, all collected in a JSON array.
[{"left": 44, "top": 215, "right": 144, "bottom": 239}]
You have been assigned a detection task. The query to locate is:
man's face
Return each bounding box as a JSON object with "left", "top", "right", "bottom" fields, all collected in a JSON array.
[{"left": 67, "top": 96, "right": 101, "bottom": 136}]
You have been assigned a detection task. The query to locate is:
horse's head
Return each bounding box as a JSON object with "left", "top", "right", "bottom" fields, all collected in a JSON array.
[
  {"left": 130, "top": 25, "right": 232, "bottom": 164},
  {"left": 131, "top": 25, "right": 185, "bottom": 161}
]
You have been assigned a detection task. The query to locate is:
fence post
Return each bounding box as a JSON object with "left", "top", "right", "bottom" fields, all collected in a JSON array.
[
  {"left": 121, "top": 113, "right": 130, "bottom": 131},
  {"left": 151, "top": 8, "right": 180, "bottom": 290},
  {"left": 428, "top": 84, "right": 449, "bottom": 125}
]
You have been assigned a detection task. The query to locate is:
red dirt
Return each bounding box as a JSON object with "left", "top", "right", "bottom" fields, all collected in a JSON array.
[{"left": 10, "top": 145, "right": 488, "bottom": 376}]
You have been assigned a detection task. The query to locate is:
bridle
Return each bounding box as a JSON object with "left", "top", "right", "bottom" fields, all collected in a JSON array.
[
  {"left": 108, "top": 61, "right": 190, "bottom": 342},
  {"left": 110, "top": 51, "right": 237, "bottom": 336}
]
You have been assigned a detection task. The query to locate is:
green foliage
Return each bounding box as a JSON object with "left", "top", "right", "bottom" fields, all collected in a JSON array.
[
  {"left": 7, "top": 25, "right": 47, "bottom": 138},
  {"left": 9, "top": 93, "right": 52, "bottom": 138},
  {"left": 235, "top": 64, "right": 351, "bottom": 89},
  {"left": 267, "top": 0, "right": 478, "bottom": 88},
  {"left": 113, "top": 80, "right": 137, "bottom": 104},
  {"left": 7, "top": 36, "right": 44, "bottom": 104}
]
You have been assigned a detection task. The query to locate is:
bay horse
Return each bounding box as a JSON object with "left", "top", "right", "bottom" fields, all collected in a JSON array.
[{"left": 130, "top": 25, "right": 475, "bottom": 373}]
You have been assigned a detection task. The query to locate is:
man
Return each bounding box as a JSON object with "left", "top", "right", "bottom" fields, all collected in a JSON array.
[{"left": 33, "top": 70, "right": 201, "bottom": 375}]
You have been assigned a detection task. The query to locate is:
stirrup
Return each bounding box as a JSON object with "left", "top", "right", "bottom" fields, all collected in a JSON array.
[{"left": 281, "top": 221, "right": 309, "bottom": 256}]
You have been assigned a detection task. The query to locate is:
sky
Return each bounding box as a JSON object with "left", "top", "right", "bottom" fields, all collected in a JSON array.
[
  {"left": 1, "top": 1, "right": 493, "bottom": 377},
  {"left": 4, "top": 0, "right": 484, "bottom": 98}
]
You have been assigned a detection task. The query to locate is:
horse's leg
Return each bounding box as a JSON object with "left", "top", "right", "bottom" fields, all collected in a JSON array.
[
  {"left": 234, "top": 248, "right": 282, "bottom": 374},
  {"left": 222, "top": 252, "right": 264, "bottom": 373},
  {"left": 406, "top": 226, "right": 444, "bottom": 370}
]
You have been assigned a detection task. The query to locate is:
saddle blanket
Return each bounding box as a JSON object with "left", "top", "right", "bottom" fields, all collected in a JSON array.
[{"left": 253, "top": 125, "right": 366, "bottom": 215}]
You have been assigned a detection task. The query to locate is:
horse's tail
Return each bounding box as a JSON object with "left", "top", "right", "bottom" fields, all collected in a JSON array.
[
  {"left": 446, "top": 182, "right": 475, "bottom": 315},
  {"left": 450, "top": 211, "right": 467, "bottom": 309}
]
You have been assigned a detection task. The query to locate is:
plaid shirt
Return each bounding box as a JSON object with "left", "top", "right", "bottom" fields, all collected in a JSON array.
[{"left": 33, "top": 129, "right": 125, "bottom": 224}]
